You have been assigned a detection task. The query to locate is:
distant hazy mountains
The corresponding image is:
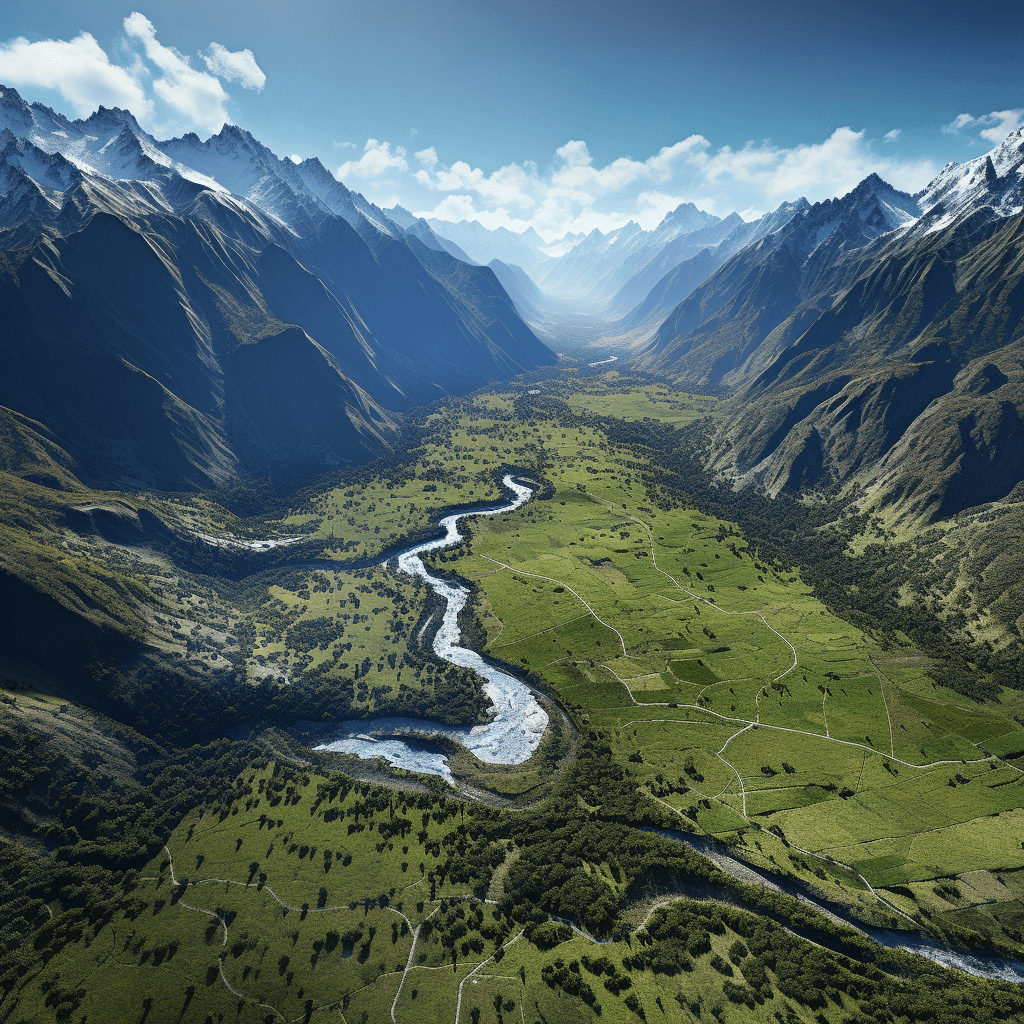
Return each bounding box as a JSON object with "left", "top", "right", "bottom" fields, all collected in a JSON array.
[
  {"left": 418, "top": 202, "right": 743, "bottom": 311},
  {"left": 417, "top": 129, "right": 1024, "bottom": 524},
  {"left": 0, "top": 86, "right": 553, "bottom": 490}
]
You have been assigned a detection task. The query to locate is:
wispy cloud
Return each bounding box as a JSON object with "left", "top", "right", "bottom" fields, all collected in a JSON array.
[
  {"left": 884, "top": 129, "right": 900, "bottom": 142},
  {"left": 689, "top": 127, "right": 935, "bottom": 201},
  {"left": 201, "top": 41, "right": 265, "bottom": 91},
  {"left": 942, "top": 108, "right": 1024, "bottom": 143},
  {"left": 123, "top": 12, "right": 229, "bottom": 133},
  {"left": 0, "top": 14, "right": 265, "bottom": 136},
  {"left": 337, "top": 138, "right": 408, "bottom": 178}
]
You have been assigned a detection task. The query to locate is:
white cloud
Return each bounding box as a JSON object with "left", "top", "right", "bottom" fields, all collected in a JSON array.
[
  {"left": 337, "top": 138, "right": 408, "bottom": 179},
  {"left": 417, "top": 193, "right": 478, "bottom": 222},
  {"left": 201, "top": 41, "right": 265, "bottom": 91},
  {"left": 289, "top": 154, "right": 301, "bottom": 164},
  {"left": 413, "top": 193, "right": 540, "bottom": 234},
  {"left": 333, "top": 139, "right": 356, "bottom": 149},
  {"left": 978, "top": 109, "right": 1023, "bottom": 143},
  {"left": 549, "top": 135, "right": 708, "bottom": 193},
  {"left": 402, "top": 126, "right": 940, "bottom": 241},
  {"left": 0, "top": 17, "right": 266, "bottom": 136},
  {"left": 689, "top": 127, "right": 935, "bottom": 200},
  {"left": 123, "top": 12, "right": 229, "bottom": 133},
  {"left": 0, "top": 31, "right": 152, "bottom": 119},
  {"left": 884, "top": 129, "right": 900, "bottom": 142},
  {"left": 425, "top": 159, "right": 536, "bottom": 208},
  {"left": 942, "top": 108, "right": 1024, "bottom": 143},
  {"left": 942, "top": 113, "right": 976, "bottom": 134}
]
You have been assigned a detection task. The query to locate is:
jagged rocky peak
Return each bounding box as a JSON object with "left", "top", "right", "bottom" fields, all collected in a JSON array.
[
  {"left": 0, "top": 131, "right": 82, "bottom": 191},
  {"left": 916, "top": 126, "right": 1024, "bottom": 221},
  {"left": 80, "top": 104, "right": 146, "bottom": 135},
  {"left": 656, "top": 201, "right": 720, "bottom": 234},
  {"left": 845, "top": 172, "right": 920, "bottom": 228}
]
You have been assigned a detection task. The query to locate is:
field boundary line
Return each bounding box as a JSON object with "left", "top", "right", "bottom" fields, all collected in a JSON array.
[
  {"left": 478, "top": 555, "right": 628, "bottom": 656},
  {"left": 163, "top": 846, "right": 285, "bottom": 1021},
  {"left": 717, "top": 724, "right": 753, "bottom": 816},
  {"left": 491, "top": 611, "right": 590, "bottom": 649},
  {"left": 454, "top": 930, "right": 523, "bottom": 1024},
  {"left": 392, "top": 905, "right": 438, "bottom": 1023},
  {"left": 588, "top": 497, "right": 799, "bottom": 708},
  {"left": 869, "top": 656, "right": 898, "bottom": 759},
  {"left": 601, "top": 665, "right": 997, "bottom": 772}
]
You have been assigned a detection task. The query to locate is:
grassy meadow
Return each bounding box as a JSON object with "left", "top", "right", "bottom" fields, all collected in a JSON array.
[{"left": 5, "top": 372, "right": 1024, "bottom": 1023}]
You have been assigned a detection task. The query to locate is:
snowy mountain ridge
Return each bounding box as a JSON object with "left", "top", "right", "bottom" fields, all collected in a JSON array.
[{"left": 0, "top": 84, "right": 410, "bottom": 246}]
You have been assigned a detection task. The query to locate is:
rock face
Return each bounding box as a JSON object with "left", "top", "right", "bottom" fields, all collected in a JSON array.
[
  {"left": 639, "top": 129, "right": 1024, "bottom": 521},
  {"left": 0, "top": 85, "right": 554, "bottom": 490}
]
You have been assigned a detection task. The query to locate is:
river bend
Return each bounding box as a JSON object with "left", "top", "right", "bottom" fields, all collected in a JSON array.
[
  {"left": 314, "top": 475, "right": 547, "bottom": 779},
  {"left": 309, "top": 478, "right": 1024, "bottom": 982}
]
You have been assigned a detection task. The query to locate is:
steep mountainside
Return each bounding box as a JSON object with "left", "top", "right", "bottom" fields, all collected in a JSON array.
[
  {"left": 488, "top": 258, "right": 544, "bottom": 317},
  {"left": 609, "top": 211, "right": 745, "bottom": 314},
  {"left": 0, "top": 86, "right": 553, "bottom": 489},
  {"left": 613, "top": 201, "right": 809, "bottom": 333},
  {"left": 641, "top": 128, "right": 1024, "bottom": 521}
]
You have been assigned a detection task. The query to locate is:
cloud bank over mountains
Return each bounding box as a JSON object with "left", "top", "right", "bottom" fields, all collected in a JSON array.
[
  {"left": 344, "top": 112, "right": 1024, "bottom": 241},
  {"left": 1, "top": 11, "right": 1020, "bottom": 243},
  {"left": 404, "top": 127, "right": 940, "bottom": 240},
  {"left": 0, "top": 11, "right": 264, "bottom": 134}
]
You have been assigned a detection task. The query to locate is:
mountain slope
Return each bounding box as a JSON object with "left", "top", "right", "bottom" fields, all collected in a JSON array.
[
  {"left": 0, "top": 85, "right": 554, "bottom": 488},
  {"left": 488, "top": 258, "right": 544, "bottom": 317},
  {"left": 641, "top": 128, "right": 1024, "bottom": 522},
  {"left": 538, "top": 204, "right": 724, "bottom": 304},
  {"left": 612, "top": 200, "right": 810, "bottom": 337},
  {"left": 640, "top": 174, "right": 922, "bottom": 385}
]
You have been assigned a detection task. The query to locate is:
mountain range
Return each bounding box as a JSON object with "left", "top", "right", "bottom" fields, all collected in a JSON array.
[
  {"left": 640, "top": 132, "right": 1024, "bottom": 522},
  {"left": 3, "top": 81, "right": 1023, "bottom": 533},
  {"left": 414, "top": 129, "right": 1023, "bottom": 529},
  {"left": 0, "top": 85, "right": 554, "bottom": 491}
]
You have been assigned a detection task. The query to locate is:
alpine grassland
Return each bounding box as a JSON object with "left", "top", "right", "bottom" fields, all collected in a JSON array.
[{"left": 4, "top": 371, "right": 1024, "bottom": 1024}]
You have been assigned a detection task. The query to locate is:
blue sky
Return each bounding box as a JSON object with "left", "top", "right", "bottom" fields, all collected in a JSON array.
[{"left": 2, "top": 0, "right": 1021, "bottom": 239}]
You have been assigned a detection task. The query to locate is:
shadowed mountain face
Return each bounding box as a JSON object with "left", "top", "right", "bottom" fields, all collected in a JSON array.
[
  {"left": 638, "top": 130, "right": 1024, "bottom": 521},
  {"left": 0, "top": 86, "right": 554, "bottom": 490}
]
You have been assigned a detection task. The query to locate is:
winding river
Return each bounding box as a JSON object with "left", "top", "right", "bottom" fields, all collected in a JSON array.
[
  {"left": 313, "top": 475, "right": 548, "bottom": 780},
  {"left": 306, "top": 476, "right": 1024, "bottom": 983},
  {"left": 645, "top": 827, "right": 1024, "bottom": 983}
]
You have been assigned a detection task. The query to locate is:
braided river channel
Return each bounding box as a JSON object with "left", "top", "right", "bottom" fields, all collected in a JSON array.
[{"left": 313, "top": 475, "right": 547, "bottom": 779}]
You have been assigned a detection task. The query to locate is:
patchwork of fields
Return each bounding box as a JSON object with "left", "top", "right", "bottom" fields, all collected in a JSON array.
[{"left": 7, "top": 374, "right": 1024, "bottom": 1023}]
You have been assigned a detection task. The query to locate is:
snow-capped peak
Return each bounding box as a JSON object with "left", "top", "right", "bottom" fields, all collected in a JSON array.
[{"left": 916, "top": 126, "right": 1024, "bottom": 222}]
